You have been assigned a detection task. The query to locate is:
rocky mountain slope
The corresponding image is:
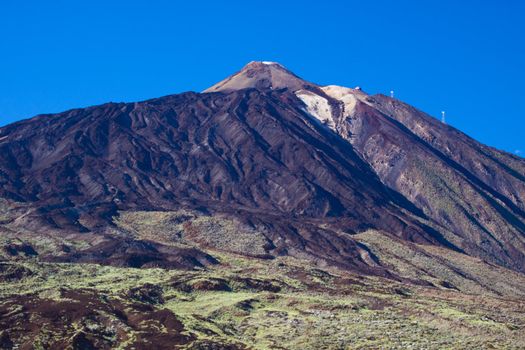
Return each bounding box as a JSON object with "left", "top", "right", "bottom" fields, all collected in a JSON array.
[
  {"left": 1, "top": 61, "right": 524, "bottom": 274},
  {"left": 1, "top": 61, "right": 525, "bottom": 349}
]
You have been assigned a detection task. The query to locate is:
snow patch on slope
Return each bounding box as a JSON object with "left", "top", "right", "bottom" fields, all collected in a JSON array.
[
  {"left": 295, "top": 90, "right": 335, "bottom": 130},
  {"left": 322, "top": 85, "right": 360, "bottom": 117}
]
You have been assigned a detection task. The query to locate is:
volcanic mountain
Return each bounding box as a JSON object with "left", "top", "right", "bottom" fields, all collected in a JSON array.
[{"left": 0, "top": 61, "right": 524, "bottom": 276}]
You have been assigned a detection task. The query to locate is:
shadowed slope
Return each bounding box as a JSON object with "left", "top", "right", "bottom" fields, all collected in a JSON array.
[
  {"left": 0, "top": 61, "right": 524, "bottom": 274},
  {"left": 0, "top": 86, "right": 446, "bottom": 271}
]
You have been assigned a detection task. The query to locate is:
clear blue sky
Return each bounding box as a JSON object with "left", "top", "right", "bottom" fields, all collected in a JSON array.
[{"left": 1, "top": 1, "right": 524, "bottom": 155}]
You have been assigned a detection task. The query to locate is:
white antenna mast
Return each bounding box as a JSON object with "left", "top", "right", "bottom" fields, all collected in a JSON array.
[
  {"left": 441, "top": 111, "right": 446, "bottom": 124},
  {"left": 390, "top": 90, "right": 394, "bottom": 98}
]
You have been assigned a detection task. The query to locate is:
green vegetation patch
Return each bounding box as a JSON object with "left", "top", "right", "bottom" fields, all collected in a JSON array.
[{"left": 0, "top": 247, "right": 523, "bottom": 349}]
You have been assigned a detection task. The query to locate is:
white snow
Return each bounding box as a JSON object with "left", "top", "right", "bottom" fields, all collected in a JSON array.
[
  {"left": 295, "top": 85, "right": 371, "bottom": 132},
  {"left": 295, "top": 90, "right": 335, "bottom": 130},
  {"left": 322, "top": 85, "right": 373, "bottom": 119},
  {"left": 262, "top": 61, "right": 278, "bottom": 65},
  {"left": 322, "top": 85, "right": 359, "bottom": 117}
]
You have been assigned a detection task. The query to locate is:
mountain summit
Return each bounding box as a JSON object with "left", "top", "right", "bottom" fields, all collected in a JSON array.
[{"left": 203, "top": 61, "right": 317, "bottom": 92}]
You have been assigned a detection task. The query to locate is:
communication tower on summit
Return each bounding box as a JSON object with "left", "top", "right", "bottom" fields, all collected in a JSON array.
[{"left": 441, "top": 111, "right": 446, "bottom": 124}]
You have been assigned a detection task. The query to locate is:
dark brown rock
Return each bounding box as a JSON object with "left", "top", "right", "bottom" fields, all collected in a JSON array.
[{"left": 0, "top": 61, "right": 523, "bottom": 274}]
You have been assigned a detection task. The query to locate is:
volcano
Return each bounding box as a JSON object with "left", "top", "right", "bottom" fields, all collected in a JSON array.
[
  {"left": 2, "top": 61, "right": 525, "bottom": 349},
  {"left": 0, "top": 61, "right": 524, "bottom": 274}
]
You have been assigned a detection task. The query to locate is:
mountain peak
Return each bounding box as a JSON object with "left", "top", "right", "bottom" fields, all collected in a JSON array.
[
  {"left": 203, "top": 61, "right": 317, "bottom": 93},
  {"left": 248, "top": 60, "right": 282, "bottom": 67}
]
